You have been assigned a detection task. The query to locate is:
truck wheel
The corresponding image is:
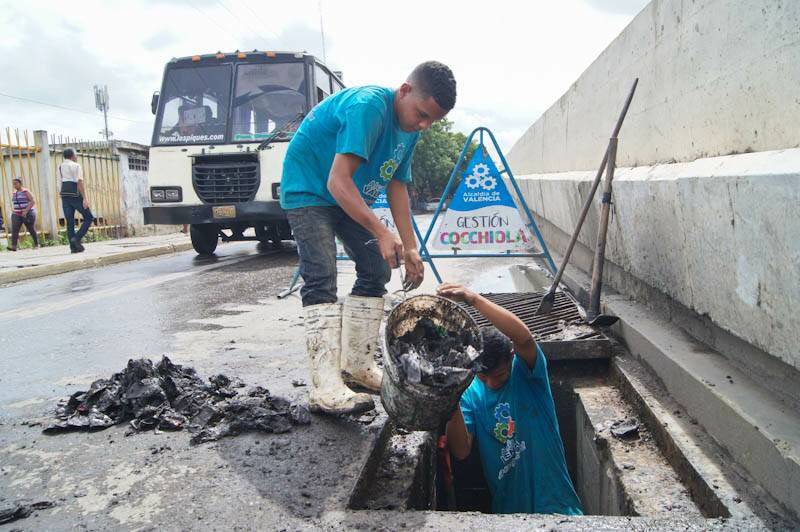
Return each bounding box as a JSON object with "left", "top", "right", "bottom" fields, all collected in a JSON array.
[{"left": 190, "top": 224, "right": 218, "bottom": 255}]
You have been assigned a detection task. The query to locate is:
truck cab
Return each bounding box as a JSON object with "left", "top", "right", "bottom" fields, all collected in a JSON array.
[{"left": 143, "top": 50, "right": 344, "bottom": 255}]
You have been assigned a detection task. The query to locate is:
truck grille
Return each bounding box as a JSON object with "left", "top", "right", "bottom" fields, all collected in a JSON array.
[{"left": 192, "top": 155, "right": 260, "bottom": 204}]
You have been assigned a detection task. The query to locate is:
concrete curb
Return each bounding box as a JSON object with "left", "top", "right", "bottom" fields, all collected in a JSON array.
[
  {"left": 0, "top": 242, "right": 194, "bottom": 285},
  {"left": 605, "top": 296, "right": 800, "bottom": 520},
  {"left": 530, "top": 258, "right": 800, "bottom": 520}
]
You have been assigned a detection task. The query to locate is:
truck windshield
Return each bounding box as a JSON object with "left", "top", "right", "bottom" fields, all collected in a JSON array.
[
  {"left": 154, "top": 64, "right": 231, "bottom": 145},
  {"left": 232, "top": 62, "right": 307, "bottom": 141}
]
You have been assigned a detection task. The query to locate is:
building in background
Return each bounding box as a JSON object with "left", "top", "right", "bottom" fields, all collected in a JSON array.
[{"left": 114, "top": 140, "right": 151, "bottom": 236}]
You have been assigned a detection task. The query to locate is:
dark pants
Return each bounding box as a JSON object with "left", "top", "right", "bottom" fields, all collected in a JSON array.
[
  {"left": 62, "top": 197, "right": 94, "bottom": 242},
  {"left": 286, "top": 206, "right": 391, "bottom": 307},
  {"left": 10, "top": 212, "right": 38, "bottom": 248}
]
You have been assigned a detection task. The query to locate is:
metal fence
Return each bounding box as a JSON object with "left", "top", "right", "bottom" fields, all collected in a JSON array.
[
  {"left": 0, "top": 128, "right": 44, "bottom": 240},
  {"left": 0, "top": 128, "right": 124, "bottom": 245},
  {"left": 50, "top": 135, "right": 123, "bottom": 238}
]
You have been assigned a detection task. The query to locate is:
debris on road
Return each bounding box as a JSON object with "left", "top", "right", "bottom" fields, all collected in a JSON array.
[
  {"left": 43, "top": 356, "right": 310, "bottom": 443},
  {"left": 610, "top": 418, "right": 640, "bottom": 439},
  {"left": 540, "top": 319, "right": 597, "bottom": 342},
  {"left": 0, "top": 500, "right": 55, "bottom": 525}
]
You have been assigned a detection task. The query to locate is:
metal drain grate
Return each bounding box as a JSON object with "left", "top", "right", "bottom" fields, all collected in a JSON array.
[{"left": 460, "top": 292, "right": 612, "bottom": 360}]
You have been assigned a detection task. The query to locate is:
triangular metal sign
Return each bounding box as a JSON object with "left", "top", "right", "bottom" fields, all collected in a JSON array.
[{"left": 430, "top": 149, "right": 534, "bottom": 253}]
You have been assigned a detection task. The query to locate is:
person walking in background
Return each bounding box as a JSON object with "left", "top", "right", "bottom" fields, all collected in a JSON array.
[
  {"left": 59, "top": 148, "right": 93, "bottom": 253},
  {"left": 8, "top": 177, "right": 39, "bottom": 251}
]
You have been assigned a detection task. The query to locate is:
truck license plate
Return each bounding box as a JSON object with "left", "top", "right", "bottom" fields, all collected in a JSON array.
[{"left": 212, "top": 205, "right": 236, "bottom": 219}]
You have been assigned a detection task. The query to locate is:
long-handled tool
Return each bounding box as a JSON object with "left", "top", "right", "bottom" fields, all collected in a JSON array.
[
  {"left": 534, "top": 78, "right": 638, "bottom": 317},
  {"left": 585, "top": 137, "right": 619, "bottom": 326}
]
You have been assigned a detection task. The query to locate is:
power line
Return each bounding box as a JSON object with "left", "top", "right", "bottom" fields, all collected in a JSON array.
[
  {"left": 216, "top": 0, "right": 272, "bottom": 44},
  {"left": 189, "top": 4, "right": 240, "bottom": 43},
  {"left": 0, "top": 91, "right": 151, "bottom": 124},
  {"left": 239, "top": 0, "right": 282, "bottom": 42}
]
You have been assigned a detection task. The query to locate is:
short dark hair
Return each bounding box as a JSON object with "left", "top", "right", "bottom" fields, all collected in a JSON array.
[
  {"left": 63, "top": 147, "right": 76, "bottom": 159},
  {"left": 475, "top": 326, "right": 513, "bottom": 374},
  {"left": 12, "top": 177, "right": 22, "bottom": 184},
  {"left": 409, "top": 61, "right": 457, "bottom": 111}
]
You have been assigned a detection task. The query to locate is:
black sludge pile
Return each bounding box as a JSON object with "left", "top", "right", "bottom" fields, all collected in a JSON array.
[
  {"left": 391, "top": 317, "right": 480, "bottom": 388},
  {"left": 44, "top": 356, "right": 310, "bottom": 443}
]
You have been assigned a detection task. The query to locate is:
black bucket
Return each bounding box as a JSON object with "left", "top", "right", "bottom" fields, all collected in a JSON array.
[{"left": 380, "top": 295, "right": 483, "bottom": 431}]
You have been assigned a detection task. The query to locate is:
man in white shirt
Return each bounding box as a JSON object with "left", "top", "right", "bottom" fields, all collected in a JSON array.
[{"left": 59, "top": 148, "right": 94, "bottom": 253}]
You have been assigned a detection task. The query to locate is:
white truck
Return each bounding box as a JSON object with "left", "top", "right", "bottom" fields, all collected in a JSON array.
[{"left": 144, "top": 50, "right": 344, "bottom": 255}]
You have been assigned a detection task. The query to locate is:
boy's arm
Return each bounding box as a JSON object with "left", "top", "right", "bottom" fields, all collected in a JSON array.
[
  {"left": 437, "top": 283, "right": 538, "bottom": 370},
  {"left": 328, "top": 153, "right": 402, "bottom": 268},
  {"left": 446, "top": 407, "right": 473, "bottom": 460}
]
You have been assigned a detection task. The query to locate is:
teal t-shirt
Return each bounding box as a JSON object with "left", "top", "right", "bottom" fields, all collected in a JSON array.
[
  {"left": 460, "top": 347, "right": 583, "bottom": 515},
  {"left": 280, "top": 86, "right": 419, "bottom": 209}
]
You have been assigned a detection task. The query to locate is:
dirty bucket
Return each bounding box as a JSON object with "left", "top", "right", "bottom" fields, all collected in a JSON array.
[{"left": 380, "top": 295, "right": 483, "bottom": 431}]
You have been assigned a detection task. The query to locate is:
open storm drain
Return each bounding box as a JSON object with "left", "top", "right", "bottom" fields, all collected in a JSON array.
[
  {"left": 350, "top": 358, "right": 734, "bottom": 519},
  {"left": 347, "top": 293, "right": 777, "bottom": 527}
]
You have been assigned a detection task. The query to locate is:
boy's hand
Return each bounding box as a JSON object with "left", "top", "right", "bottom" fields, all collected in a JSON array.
[
  {"left": 377, "top": 228, "right": 403, "bottom": 268},
  {"left": 403, "top": 248, "right": 424, "bottom": 289},
  {"left": 437, "top": 282, "right": 477, "bottom": 305}
]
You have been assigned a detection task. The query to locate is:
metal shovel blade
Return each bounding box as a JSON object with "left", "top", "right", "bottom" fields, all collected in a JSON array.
[
  {"left": 586, "top": 314, "right": 619, "bottom": 327},
  {"left": 534, "top": 290, "right": 556, "bottom": 316}
]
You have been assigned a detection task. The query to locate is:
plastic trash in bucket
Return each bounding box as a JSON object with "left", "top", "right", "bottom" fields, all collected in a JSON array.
[{"left": 380, "top": 294, "right": 483, "bottom": 431}]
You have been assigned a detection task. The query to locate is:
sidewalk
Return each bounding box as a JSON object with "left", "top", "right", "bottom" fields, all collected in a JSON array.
[{"left": 0, "top": 232, "right": 193, "bottom": 285}]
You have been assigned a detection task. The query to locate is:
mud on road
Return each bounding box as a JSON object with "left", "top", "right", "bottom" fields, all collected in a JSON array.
[{"left": 0, "top": 245, "right": 524, "bottom": 529}]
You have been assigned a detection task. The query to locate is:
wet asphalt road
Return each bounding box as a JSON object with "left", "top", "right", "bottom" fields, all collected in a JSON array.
[
  {"left": 0, "top": 241, "right": 299, "bottom": 418},
  {"left": 0, "top": 238, "right": 530, "bottom": 530}
]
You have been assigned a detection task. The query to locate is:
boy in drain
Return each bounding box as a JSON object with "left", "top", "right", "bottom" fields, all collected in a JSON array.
[{"left": 438, "top": 282, "right": 583, "bottom": 515}]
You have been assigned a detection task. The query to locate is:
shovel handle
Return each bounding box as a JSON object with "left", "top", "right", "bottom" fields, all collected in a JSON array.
[
  {"left": 542, "top": 79, "right": 638, "bottom": 294},
  {"left": 587, "top": 137, "right": 618, "bottom": 320}
]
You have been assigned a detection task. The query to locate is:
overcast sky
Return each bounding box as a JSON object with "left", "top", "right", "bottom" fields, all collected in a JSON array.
[{"left": 0, "top": 0, "right": 648, "bottom": 150}]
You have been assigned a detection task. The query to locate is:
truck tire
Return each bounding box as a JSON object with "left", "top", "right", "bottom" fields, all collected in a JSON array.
[{"left": 190, "top": 224, "right": 218, "bottom": 255}]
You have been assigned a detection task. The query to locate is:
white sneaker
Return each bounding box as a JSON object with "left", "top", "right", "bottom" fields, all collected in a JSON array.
[
  {"left": 340, "top": 295, "right": 384, "bottom": 393},
  {"left": 304, "top": 303, "right": 374, "bottom": 414}
]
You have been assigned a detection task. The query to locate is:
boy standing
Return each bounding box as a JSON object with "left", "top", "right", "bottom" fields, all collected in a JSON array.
[
  {"left": 438, "top": 282, "right": 583, "bottom": 515},
  {"left": 281, "top": 61, "right": 456, "bottom": 415}
]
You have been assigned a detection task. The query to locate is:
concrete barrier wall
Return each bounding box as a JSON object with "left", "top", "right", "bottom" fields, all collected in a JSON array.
[
  {"left": 506, "top": 0, "right": 800, "bottom": 174},
  {"left": 513, "top": 148, "right": 800, "bottom": 372}
]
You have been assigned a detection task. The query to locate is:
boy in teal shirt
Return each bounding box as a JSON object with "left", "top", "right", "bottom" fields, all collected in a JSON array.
[
  {"left": 281, "top": 62, "right": 456, "bottom": 415},
  {"left": 439, "top": 282, "right": 583, "bottom": 515}
]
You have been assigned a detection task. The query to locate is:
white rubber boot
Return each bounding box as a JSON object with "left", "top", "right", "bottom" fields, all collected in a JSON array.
[
  {"left": 304, "top": 303, "right": 374, "bottom": 415},
  {"left": 340, "top": 295, "right": 385, "bottom": 393}
]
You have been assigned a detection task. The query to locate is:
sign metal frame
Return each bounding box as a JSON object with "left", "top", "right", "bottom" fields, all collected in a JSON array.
[{"left": 279, "top": 126, "right": 555, "bottom": 297}]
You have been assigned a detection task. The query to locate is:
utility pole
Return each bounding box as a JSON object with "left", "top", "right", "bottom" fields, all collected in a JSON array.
[{"left": 94, "top": 84, "right": 112, "bottom": 141}]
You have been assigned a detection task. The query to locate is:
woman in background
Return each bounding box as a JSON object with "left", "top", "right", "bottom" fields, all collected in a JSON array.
[{"left": 9, "top": 177, "right": 39, "bottom": 251}]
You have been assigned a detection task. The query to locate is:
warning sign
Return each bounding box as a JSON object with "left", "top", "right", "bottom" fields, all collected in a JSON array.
[{"left": 431, "top": 149, "right": 533, "bottom": 252}]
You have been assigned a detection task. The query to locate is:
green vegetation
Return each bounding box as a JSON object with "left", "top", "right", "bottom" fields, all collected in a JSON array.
[
  {"left": 410, "top": 119, "right": 477, "bottom": 206},
  {"left": 0, "top": 229, "right": 111, "bottom": 251}
]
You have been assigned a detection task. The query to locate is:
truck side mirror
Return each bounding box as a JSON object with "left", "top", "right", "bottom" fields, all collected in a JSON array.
[{"left": 151, "top": 92, "right": 160, "bottom": 115}]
